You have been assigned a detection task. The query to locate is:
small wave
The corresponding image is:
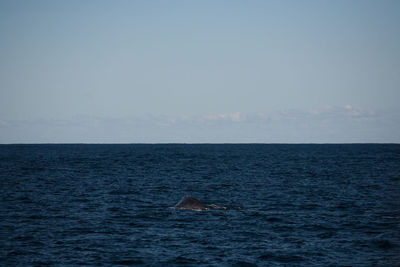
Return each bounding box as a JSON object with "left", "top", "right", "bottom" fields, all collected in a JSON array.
[
  {"left": 231, "top": 260, "right": 258, "bottom": 267},
  {"left": 374, "top": 239, "right": 394, "bottom": 249},
  {"left": 165, "top": 256, "right": 197, "bottom": 264},
  {"left": 113, "top": 259, "right": 145, "bottom": 265},
  {"left": 266, "top": 217, "right": 283, "bottom": 223},
  {"left": 258, "top": 252, "right": 305, "bottom": 263}
]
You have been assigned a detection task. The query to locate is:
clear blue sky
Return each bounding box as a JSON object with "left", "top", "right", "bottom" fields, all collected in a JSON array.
[{"left": 1, "top": 0, "right": 399, "bottom": 143}]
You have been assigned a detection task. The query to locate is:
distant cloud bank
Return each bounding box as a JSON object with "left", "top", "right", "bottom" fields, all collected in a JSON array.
[
  {"left": 1, "top": 106, "right": 399, "bottom": 143},
  {"left": 150, "top": 105, "right": 380, "bottom": 126}
]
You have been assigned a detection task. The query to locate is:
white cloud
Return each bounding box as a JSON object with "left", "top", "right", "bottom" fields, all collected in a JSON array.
[
  {"left": 306, "top": 105, "right": 377, "bottom": 122},
  {"left": 201, "top": 112, "right": 245, "bottom": 122}
]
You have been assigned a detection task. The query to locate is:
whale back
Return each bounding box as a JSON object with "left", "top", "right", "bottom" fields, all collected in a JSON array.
[{"left": 174, "top": 195, "right": 206, "bottom": 210}]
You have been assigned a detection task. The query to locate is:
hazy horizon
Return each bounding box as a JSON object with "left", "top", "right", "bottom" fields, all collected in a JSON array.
[{"left": 1, "top": 0, "right": 399, "bottom": 143}]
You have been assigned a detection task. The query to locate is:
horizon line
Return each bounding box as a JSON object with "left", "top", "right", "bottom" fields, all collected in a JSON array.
[{"left": 1, "top": 142, "right": 399, "bottom": 145}]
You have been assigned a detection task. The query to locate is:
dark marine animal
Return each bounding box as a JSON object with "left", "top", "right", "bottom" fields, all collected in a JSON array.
[{"left": 174, "top": 194, "right": 207, "bottom": 211}]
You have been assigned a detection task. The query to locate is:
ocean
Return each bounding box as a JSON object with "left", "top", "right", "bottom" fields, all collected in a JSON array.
[{"left": 1, "top": 144, "right": 399, "bottom": 266}]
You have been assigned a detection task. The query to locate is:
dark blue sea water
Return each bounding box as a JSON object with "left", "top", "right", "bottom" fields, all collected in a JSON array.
[{"left": 1, "top": 144, "right": 399, "bottom": 266}]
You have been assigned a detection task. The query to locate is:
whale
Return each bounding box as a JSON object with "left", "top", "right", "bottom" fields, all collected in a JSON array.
[
  {"left": 173, "top": 195, "right": 228, "bottom": 211},
  {"left": 174, "top": 194, "right": 207, "bottom": 211}
]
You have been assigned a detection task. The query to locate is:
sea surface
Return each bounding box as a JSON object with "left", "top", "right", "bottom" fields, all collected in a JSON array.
[{"left": 0, "top": 144, "right": 399, "bottom": 266}]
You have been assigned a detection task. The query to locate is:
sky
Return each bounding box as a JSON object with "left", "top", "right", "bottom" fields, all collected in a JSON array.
[{"left": 0, "top": 0, "right": 399, "bottom": 143}]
